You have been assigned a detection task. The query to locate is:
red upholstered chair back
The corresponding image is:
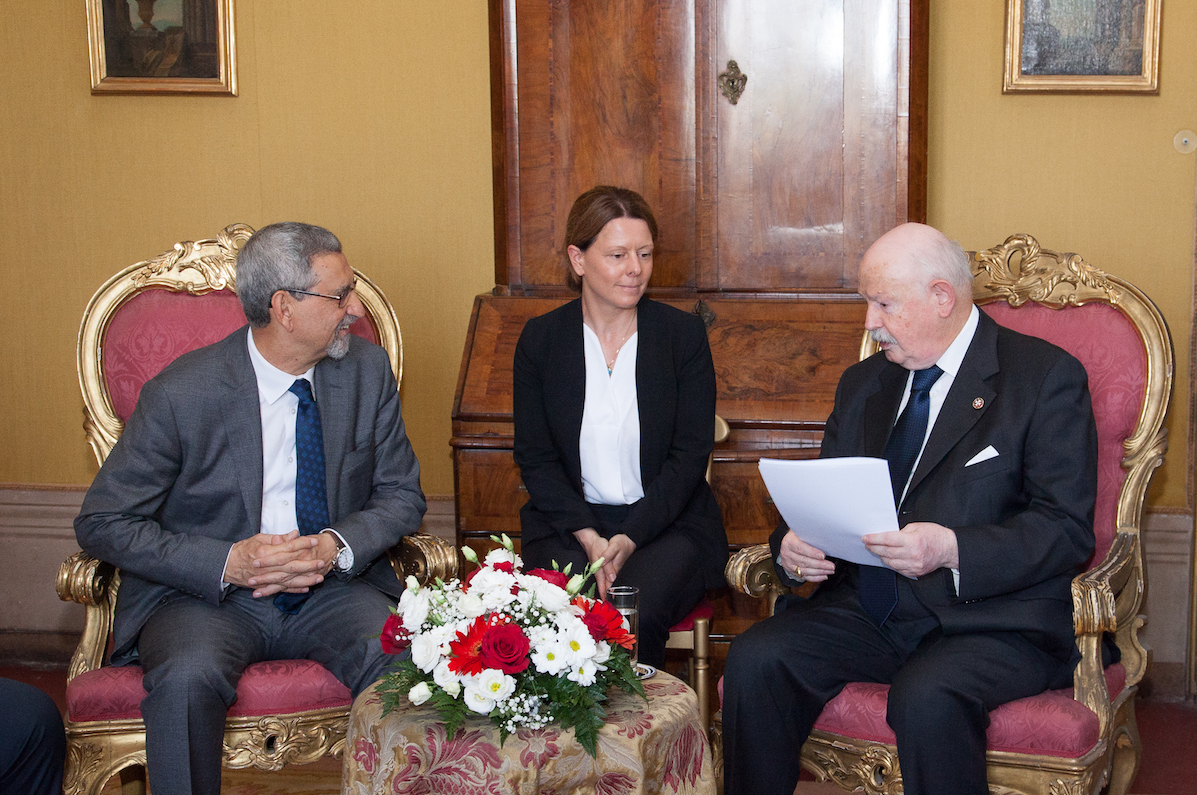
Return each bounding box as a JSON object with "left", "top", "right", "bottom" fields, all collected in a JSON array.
[
  {"left": 79, "top": 223, "right": 401, "bottom": 465},
  {"left": 978, "top": 302, "right": 1144, "bottom": 567},
  {"left": 103, "top": 289, "right": 379, "bottom": 424}
]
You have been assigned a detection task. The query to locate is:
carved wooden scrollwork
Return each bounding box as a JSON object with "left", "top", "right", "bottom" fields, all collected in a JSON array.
[
  {"left": 62, "top": 741, "right": 104, "bottom": 795},
  {"left": 222, "top": 712, "right": 350, "bottom": 770},
  {"left": 972, "top": 234, "right": 1122, "bottom": 308}
]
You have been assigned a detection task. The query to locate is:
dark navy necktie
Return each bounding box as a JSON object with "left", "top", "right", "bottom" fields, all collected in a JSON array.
[
  {"left": 859, "top": 365, "right": 943, "bottom": 626},
  {"left": 275, "top": 378, "right": 330, "bottom": 615}
]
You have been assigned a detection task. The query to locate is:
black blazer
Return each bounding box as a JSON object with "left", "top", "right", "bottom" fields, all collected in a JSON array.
[
  {"left": 772, "top": 311, "right": 1097, "bottom": 659},
  {"left": 513, "top": 298, "right": 728, "bottom": 587}
]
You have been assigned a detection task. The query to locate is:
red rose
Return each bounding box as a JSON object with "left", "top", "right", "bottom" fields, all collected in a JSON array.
[
  {"left": 479, "top": 622, "right": 531, "bottom": 674},
  {"left": 380, "top": 612, "right": 410, "bottom": 655},
  {"left": 492, "top": 560, "right": 515, "bottom": 574},
  {"left": 527, "top": 568, "right": 569, "bottom": 589}
]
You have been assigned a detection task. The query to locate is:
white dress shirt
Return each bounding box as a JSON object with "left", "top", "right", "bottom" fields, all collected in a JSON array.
[
  {"left": 220, "top": 329, "right": 351, "bottom": 588},
  {"left": 578, "top": 325, "right": 644, "bottom": 506}
]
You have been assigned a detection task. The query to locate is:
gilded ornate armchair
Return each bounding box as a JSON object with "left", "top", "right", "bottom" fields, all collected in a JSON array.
[
  {"left": 721, "top": 234, "right": 1171, "bottom": 795},
  {"left": 57, "top": 224, "right": 457, "bottom": 795}
]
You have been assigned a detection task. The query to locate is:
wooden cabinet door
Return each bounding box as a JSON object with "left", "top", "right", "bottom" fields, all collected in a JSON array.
[
  {"left": 704, "top": 0, "right": 915, "bottom": 291},
  {"left": 492, "top": 0, "right": 698, "bottom": 291}
]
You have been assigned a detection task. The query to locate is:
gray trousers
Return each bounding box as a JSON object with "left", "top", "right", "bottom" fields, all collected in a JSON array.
[{"left": 135, "top": 577, "right": 396, "bottom": 795}]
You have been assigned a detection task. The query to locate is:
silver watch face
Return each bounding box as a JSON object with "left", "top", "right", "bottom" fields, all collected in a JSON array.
[{"left": 335, "top": 546, "right": 352, "bottom": 570}]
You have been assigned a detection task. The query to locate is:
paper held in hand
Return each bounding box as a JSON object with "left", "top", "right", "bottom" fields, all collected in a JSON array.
[{"left": 758, "top": 457, "right": 899, "bottom": 568}]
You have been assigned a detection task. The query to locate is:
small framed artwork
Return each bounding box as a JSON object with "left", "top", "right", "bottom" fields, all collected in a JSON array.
[
  {"left": 86, "top": 0, "right": 237, "bottom": 95},
  {"left": 1004, "top": 0, "right": 1161, "bottom": 93}
]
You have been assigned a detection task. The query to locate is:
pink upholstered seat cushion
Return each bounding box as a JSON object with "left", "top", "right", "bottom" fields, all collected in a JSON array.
[
  {"left": 67, "top": 660, "right": 352, "bottom": 723},
  {"left": 716, "top": 664, "right": 1126, "bottom": 759},
  {"left": 104, "top": 289, "right": 380, "bottom": 422},
  {"left": 811, "top": 664, "right": 1126, "bottom": 758},
  {"left": 669, "top": 599, "right": 715, "bottom": 632},
  {"left": 981, "top": 303, "right": 1144, "bottom": 567}
]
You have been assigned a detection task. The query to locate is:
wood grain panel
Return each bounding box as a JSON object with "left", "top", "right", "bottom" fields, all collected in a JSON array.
[
  {"left": 711, "top": 0, "right": 909, "bottom": 291},
  {"left": 512, "top": 0, "right": 697, "bottom": 290},
  {"left": 454, "top": 449, "right": 527, "bottom": 538}
]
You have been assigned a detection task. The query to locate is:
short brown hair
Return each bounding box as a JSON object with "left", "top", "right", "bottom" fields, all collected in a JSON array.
[{"left": 563, "top": 186, "right": 659, "bottom": 291}]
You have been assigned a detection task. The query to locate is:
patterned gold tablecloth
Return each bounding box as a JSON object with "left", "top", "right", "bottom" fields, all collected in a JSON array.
[{"left": 342, "top": 670, "right": 716, "bottom": 794}]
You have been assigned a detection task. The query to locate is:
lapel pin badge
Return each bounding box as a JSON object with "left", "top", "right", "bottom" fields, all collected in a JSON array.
[{"left": 972, "top": 397, "right": 985, "bottom": 409}]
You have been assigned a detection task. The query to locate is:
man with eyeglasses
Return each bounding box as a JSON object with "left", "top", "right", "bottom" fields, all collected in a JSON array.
[{"left": 76, "top": 222, "right": 426, "bottom": 795}]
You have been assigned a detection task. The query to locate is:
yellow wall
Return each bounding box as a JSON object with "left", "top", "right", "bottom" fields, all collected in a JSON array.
[
  {"left": 927, "top": 0, "right": 1194, "bottom": 509},
  {"left": 0, "top": 1, "right": 496, "bottom": 495},
  {"left": 2, "top": 0, "right": 1192, "bottom": 510}
]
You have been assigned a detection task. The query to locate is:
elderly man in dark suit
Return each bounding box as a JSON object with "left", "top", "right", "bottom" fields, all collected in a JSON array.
[
  {"left": 75, "top": 222, "right": 425, "bottom": 795},
  {"left": 723, "top": 223, "right": 1097, "bottom": 795}
]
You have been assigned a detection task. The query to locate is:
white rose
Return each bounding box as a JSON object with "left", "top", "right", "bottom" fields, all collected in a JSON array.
[
  {"left": 474, "top": 668, "right": 516, "bottom": 703},
  {"left": 398, "top": 587, "right": 431, "bottom": 632},
  {"left": 519, "top": 575, "right": 570, "bottom": 613},
  {"left": 410, "top": 633, "right": 442, "bottom": 674},
  {"left": 408, "top": 681, "right": 432, "bottom": 706},
  {"left": 592, "top": 640, "right": 611, "bottom": 665},
  {"left": 433, "top": 659, "right": 461, "bottom": 698},
  {"left": 462, "top": 676, "right": 497, "bottom": 715},
  {"left": 457, "top": 593, "right": 485, "bottom": 619}
]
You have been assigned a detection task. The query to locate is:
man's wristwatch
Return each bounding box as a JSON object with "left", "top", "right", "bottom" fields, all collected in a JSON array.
[{"left": 323, "top": 531, "right": 354, "bottom": 572}]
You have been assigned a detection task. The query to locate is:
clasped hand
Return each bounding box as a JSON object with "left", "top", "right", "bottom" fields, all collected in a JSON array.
[
  {"left": 781, "top": 521, "right": 959, "bottom": 581},
  {"left": 223, "top": 530, "right": 338, "bottom": 598},
  {"left": 574, "top": 528, "right": 636, "bottom": 599}
]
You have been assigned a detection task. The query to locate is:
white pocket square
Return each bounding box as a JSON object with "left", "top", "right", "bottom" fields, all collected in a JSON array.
[{"left": 965, "top": 445, "right": 999, "bottom": 467}]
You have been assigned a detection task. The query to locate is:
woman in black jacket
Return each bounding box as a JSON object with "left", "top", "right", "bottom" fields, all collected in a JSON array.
[{"left": 512, "top": 186, "right": 727, "bottom": 668}]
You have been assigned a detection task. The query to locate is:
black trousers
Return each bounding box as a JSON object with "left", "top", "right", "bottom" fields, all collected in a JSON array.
[
  {"left": 722, "top": 574, "right": 1074, "bottom": 795},
  {"left": 0, "top": 678, "right": 65, "bottom": 795},
  {"left": 521, "top": 504, "right": 708, "bottom": 669},
  {"left": 135, "top": 577, "right": 396, "bottom": 795}
]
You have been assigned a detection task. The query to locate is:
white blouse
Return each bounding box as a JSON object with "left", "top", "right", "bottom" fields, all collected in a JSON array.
[{"left": 579, "top": 324, "right": 644, "bottom": 505}]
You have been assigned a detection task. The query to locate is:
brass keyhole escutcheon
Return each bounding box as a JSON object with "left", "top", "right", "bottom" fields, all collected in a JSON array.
[{"left": 718, "top": 60, "right": 747, "bottom": 105}]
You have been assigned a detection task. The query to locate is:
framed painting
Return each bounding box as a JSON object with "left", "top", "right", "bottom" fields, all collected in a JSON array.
[
  {"left": 1004, "top": 0, "right": 1160, "bottom": 93},
  {"left": 86, "top": 0, "right": 237, "bottom": 95}
]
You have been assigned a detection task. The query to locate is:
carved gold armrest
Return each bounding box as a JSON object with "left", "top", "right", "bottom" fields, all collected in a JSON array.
[
  {"left": 56, "top": 551, "right": 117, "bottom": 681},
  {"left": 726, "top": 543, "right": 786, "bottom": 615},
  {"left": 1069, "top": 530, "right": 1143, "bottom": 738},
  {"left": 389, "top": 532, "right": 459, "bottom": 586}
]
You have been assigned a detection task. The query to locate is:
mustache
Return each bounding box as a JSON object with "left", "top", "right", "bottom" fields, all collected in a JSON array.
[
  {"left": 870, "top": 327, "right": 897, "bottom": 345},
  {"left": 338, "top": 316, "right": 357, "bottom": 332}
]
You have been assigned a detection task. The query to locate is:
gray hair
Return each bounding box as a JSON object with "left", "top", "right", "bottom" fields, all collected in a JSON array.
[
  {"left": 913, "top": 235, "right": 972, "bottom": 297},
  {"left": 236, "top": 222, "right": 342, "bottom": 327}
]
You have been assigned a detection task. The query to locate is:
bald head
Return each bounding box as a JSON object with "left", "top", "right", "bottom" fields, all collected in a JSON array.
[{"left": 857, "top": 223, "right": 973, "bottom": 370}]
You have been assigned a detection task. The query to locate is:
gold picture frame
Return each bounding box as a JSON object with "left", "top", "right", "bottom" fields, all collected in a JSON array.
[
  {"left": 1004, "top": 0, "right": 1160, "bottom": 93},
  {"left": 86, "top": 0, "right": 237, "bottom": 95}
]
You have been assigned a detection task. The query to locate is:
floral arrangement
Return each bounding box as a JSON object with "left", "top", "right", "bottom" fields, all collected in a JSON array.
[{"left": 376, "top": 534, "right": 645, "bottom": 757}]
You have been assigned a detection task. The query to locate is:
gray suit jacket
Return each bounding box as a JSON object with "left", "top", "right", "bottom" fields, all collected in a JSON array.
[{"left": 75, "top": 327, "right": 426, "bottom": 663}]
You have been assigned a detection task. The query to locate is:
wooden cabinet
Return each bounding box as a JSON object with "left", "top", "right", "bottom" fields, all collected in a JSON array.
[{"left": 461, "top": 0, "right": 928, "bottom": 649}]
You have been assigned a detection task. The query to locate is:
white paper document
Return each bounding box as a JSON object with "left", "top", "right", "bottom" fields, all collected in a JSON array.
[{"left": 758, "top": 457, "right": 899, "bottom": 567}]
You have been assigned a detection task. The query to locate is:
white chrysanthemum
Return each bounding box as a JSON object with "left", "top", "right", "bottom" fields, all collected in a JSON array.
[
  {"left": 526, "top": 621, "right": 557, "bottom": 647},
  {"left": 518, "top": 575, "right": 570, "bottom": 613},
  {"left": 557, "top": 623, "right": 598, "bottom": 665},
  {"left": 410, "top": 633, "right": 442, "bottom": 674},
  {"left": 456, "top": 592, "right": 485, "bottom": 619},
  {"left": 484, "top": 548, "right": 523, "bottom": 569},
  {"left": 566, "top": 658, "right": 598, "bottom": 686},
  {"left": 433, "top": 658, "right": 461, "bottom": 698},
  {"left": 530, "top": 637, "right": 570, "bottom": 675},
  {"left": 398, "top": 586, "right": 432, "bottom": 632},
  {"left": 408, "top": 681, "right": 432, "bottom": 706},
  {"left": 468, "top": 568, "right": 519, "bottom": 611}
]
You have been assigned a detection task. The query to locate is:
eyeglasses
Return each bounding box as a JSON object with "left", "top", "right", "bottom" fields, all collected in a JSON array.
[{"left": 286, "top": 277, "right": 358, "bottom": 308}]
